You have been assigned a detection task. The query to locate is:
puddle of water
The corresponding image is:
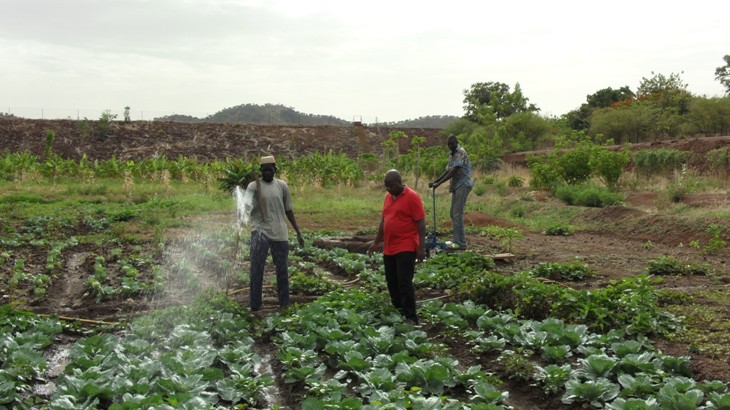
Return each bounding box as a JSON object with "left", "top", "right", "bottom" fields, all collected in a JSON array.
[
  {"left": 253, "top": 343, "right": 284, "bottom": 408},
  {"left": 28, "top": 338, "right": 74, "bottom": 406}
]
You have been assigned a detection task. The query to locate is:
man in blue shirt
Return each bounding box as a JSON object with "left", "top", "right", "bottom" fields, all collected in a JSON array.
[{"left": 428, "top": 135, "right": 474, "bottom": 250}]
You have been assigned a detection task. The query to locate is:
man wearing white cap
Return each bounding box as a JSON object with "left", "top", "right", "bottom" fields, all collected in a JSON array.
[{"left": 245, "top": 155, "right": 305, "bottom": 311}]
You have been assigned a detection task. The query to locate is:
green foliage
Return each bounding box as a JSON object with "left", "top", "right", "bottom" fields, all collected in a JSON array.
[
  {"left": 49, "top": 295, "right": 272, "bottom": 409},
  {"left": 287, "top": 150, "right": 364, "bottom": 187},
  {"left": 658, "top": 164, "right": 697, "bottom": 204},
  {"left": 97, "top": 110, "right": 117, "bottom": 141},
  {"left": 527, "top": 152, "right": 562, "bottom": 190},
  {"left": 466, "top": 272, "right": 677, "bottom": 335},
  {"left": 462, "top": 81, "right": 539, "bottom": 122},
  {"left": 496, "top": 349, "right": 535, "bottom": 381},
  {"left": 357, "top": 152, "right": 379, "bottom": 173},
  {"left": 656, "top": 380, "right": 705, "bottom": 410},
  {"left": 289, "top": 267, "right": 341, "bottom": 295},
  {"left": 217, "top": 158, "right": 257, "bottom": 193},
  {"left": 472, "top": 183, "right": 487, "bottom": 196},
  {"left": 544, "top": 224, "right": 573, "bottom": 236},
  {"left": 716, "top": 54, "right": 730, "bottom": 95},
  {"left": 502, "top": 111, "right": 552, "bottom": 152},
  {"left": 646, "top": 256, "right": 714, "bottom": 276},
  {"left": 589, "top": 146, "right": 631, "bottom": 189},
  {"left": 706, "top": 146, "right": 730, "bottom": 178},
  {"left": 415, "top": 251, "right": 495, "bottom": 289},
  {"left": 689, "top": 224, "right": 726, "bottom": 255},
  {"left": 507, "top": 175, "right": 524, "bottom": 188},
  {"left": 534, "top": 364, "right": 572, "bottom": 394},
  {"left": 588, "top": 86, "right": 636, "bottom": 109},
  {"left": 557, "top": 141, "right": 595, "bottom": 185},
  {"left": 562, "top": 378, "right": 620, "bottom": 407},
  {"left": 479, "top": 225, "right": 524, "bottom": 252},
  {"left": 528, "top": 261, "right": 594, "bottom": 282},
  {"left": 553, "top": 183, "right": 624, "bottom": 207},
  {"left": 0, "top": 305, "right": 64, "bottom": 409},
  {"left": 633, "top": 149, "right": 691, "bottom": 178},
  {"left": 589, "top": 104, "right": 654, "bottom": 145},
  {"left": 44, "top": 129, "right": 56, "bottom": 160},
  {"left": 685, "top": 96, "right": 730, "bottom": 136},
  {"left": 528, "top": 136, "right": 630, "bottom": 191}
]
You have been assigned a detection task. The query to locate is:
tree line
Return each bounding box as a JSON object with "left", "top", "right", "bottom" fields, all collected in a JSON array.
[{"left": 446, "top": 55, "right": 730, "bottom": 171}]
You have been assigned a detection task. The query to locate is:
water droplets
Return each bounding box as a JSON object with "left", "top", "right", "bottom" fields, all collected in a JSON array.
[{"left": 233, "top": 185, "right": 254, "bottom": 232}]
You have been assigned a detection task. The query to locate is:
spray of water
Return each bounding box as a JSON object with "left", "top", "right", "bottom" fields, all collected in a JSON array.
[
  {"left": 146, "top": 185, "right": 255, "bottom": 309},
  {"left": 227, "top": 185, "right": 254, "bottom": 294},
  {"left": 233, "top": 185, "right": 254, "bottom": 230}
]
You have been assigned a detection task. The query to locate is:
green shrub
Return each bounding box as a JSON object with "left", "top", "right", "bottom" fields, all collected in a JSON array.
[
  {"left": 481, "top": 175, "right": 497, "bottom": 185},
  {"left": 557, "top": 143, "right": 594, "bottom": 184},
  {"left": 97, "top": 110, "right": 117, "bottom": 141},
  {"left": 480, "top": 226, "right": 524, "bottom": 252},
  {"left": 417, "top": 251, "right": 496, "bottom": 290},
  {"left": 495, "top": 181, "right": 508, "bottom": 197},
  {"left": 646, "top": 256, "right": 714, "bottom": 276},
  {"left": 544, "top": 225, "right": 574, "bottom": 236},
  {"left": 589, "top": 146, "right": 631, "bottom": 189},
  {"left": 706, "top": 147, "right": 730, "bottom": 178},
  {"left": 465, "top": 272, "right": 677, "bottom": 335},
  {"left": 661, "top": 164, "right": 697, "bottom": 203},
  {"left": 689, "top": 224, "right": 727, "bottom": 255},
  {"left": 528, "top": 261, "right": 594, "bottom": 281},
  {"left": 553, "top": 184, "right": 624, "bottom": 207},
  {"left": 510, "top": 206, "right": 526, "bottom": 218},
  {"left": 527, "top": 153, "right": 561, "bottom": 190},
  {"left": 473, "top": 183, "right": 487, "bottom": 197},
  {"left": 633, "top": 148, "right": 691, "bottom": 177},
  {"left": 507, "top": 176, "right": 524, "bottom": 187},
  {"left": 218, "top": 158, "right": 258, "bottom": 193}
]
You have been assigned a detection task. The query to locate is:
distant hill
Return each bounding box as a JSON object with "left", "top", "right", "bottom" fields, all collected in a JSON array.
[
  {"left": 380, "top": 115, "right": 460, "bottom": 129},
  {"left": 155, "top": 103, "right": 349, "bottom": 126},
  {"left": 154, "top": 104, "right": 458, "bottom": 129}
]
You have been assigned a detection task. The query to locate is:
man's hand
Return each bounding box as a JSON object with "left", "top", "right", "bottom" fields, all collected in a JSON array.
[
  {"left": 296, "top": 232, "right": 305, "bottom": 248},
  {"left": 367, "top": 241, "right": 378, "bottom": 257},
  {"left": 416, "top": 246, "right": 426, "bottom": 262}
]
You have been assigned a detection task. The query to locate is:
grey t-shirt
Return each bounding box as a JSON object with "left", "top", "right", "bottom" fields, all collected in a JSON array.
[{"left": 245, "top": 178, "right": 294, "bottom": 241}]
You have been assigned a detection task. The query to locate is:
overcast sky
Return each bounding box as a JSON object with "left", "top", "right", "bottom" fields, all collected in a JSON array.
[{"left": 1, "top": 0, "right": 727, "bottom": 122}]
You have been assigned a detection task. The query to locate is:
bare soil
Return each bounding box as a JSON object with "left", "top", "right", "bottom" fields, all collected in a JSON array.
[{"left": 0, "top": 118, "right": 445, "bottom": 161}]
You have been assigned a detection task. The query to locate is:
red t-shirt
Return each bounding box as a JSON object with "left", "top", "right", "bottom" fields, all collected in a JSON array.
[{"left": 382, "top": 185, "right": 426, "bottom": 255}]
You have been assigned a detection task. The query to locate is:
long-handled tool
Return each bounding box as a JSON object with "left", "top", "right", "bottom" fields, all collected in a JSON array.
[{"left": 424, "top": 187, "right": 446, "bottom": 257}]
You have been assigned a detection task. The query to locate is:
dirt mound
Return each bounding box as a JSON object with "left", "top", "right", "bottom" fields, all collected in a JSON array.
[
  {"left": 682, "top": 192, "right": 730, "bottom": 207},
  {"left": 625, "top": 192, "right": 659, "bottom": 208},
  {"left": 578, "top": 205, "right": 647, "bottom": 223},
  {"left": 0, "top": 118, "right": 445, "bottom": 161}
]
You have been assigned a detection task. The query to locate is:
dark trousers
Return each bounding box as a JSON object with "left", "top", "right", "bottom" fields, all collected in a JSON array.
[
  {"left": 383, "top": 252, "right": 418, "bottom": 322},
  {"left": 249, "top": 230, "right": 290, "bottom": 310}
]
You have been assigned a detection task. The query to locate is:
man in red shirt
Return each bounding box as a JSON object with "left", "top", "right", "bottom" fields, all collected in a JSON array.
[{"left": 368, "top": 169, "right": 426, "bottom": 324}]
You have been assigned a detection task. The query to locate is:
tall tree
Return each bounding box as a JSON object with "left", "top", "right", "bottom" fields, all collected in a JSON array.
[
  {"left": 715, "top": 54, "right": 730, "bottom": 96},
  {"left": 462, "top": 82, "right": 539, "bottom": 122},
  {"left": 565, "top": 86, "right": 634, "bottom": 131},
  {"left": 637, "top": 71, "right": 688, "bottom": 97},
  {"left": 637, "top": 71, "right": 693, "bottom": 115},
  {"left": 586, "top": 86, "right": 635, "bottom": 108}
]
